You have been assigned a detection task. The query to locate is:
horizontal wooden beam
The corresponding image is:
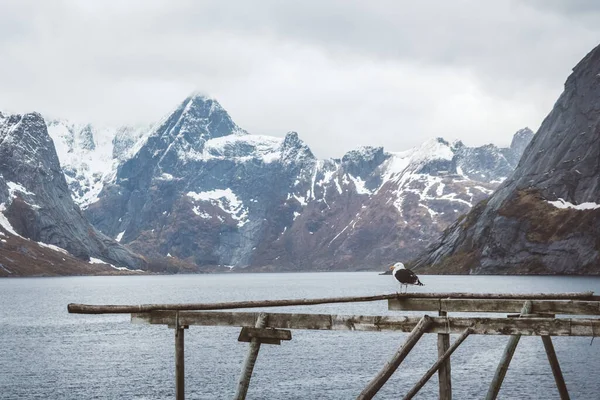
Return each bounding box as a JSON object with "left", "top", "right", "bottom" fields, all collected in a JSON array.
[
  {"left": 67, "top": 292, "right": 596, "bottom": 314},
  {"left": 388, "top": 298, "right": 600, "bottom": 315},
  {"left": 131, "top": 311, "right": 600, "bottom": 337}
]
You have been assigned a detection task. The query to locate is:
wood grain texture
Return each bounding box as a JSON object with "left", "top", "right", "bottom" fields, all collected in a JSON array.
[
  {"left": 437, "top": 310, "right": 452, "bottom": 400},
  {"left": 131, "top": 311, "right": 600, "bottom": 336},
  {"left": 388, "top": 298, "right": 600, "bottom": 315}
]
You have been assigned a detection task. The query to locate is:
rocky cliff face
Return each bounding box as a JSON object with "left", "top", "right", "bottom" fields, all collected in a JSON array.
[
  {"left": 412, "top": 44, "right": 600, "bottom": 275},
  {"left": 0, "top": 112, "right": 147, "bottom": 274},
  {"left": 65, "top": 94, "right": 532, "bottom": 271}
]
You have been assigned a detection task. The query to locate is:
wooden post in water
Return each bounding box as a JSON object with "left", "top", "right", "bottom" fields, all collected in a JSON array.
[
  {"left": 541, "top": 336, "right": 570, "bottom": 400},
  {"left": 403, "top": 328, "right": 472, "bottom": 400},
  {"left": 234, "top": 313, "right": 268, "bottom": 400},
  {"left": 357, "top": 315, "right": 432, "bottom": 400},
  {"left": 485, "top": 301, "right": 532, "bottom": 400},
  {"left": 438, "top": 310, "right": 452, "bottom": 400},
  {"left": 174, "top": 312, "right": 186, "bottom": 400}
]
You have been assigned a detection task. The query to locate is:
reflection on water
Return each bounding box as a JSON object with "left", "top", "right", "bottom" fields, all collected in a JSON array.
[{"left": 1, "top": 273, "right": 599, "bottom": 399}]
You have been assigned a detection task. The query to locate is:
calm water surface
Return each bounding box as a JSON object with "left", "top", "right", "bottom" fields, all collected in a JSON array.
[{"left": 1, "top": 273, "right": 599, "bottom": 399}]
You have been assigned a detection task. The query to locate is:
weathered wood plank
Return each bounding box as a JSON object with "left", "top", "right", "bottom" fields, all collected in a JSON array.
[
  {"left": 542, "top": 336, "right": 570, "bottom": 400},
  {"left": 485, "top": 301, "right": 532, "bottom": 400},
  {"left": 238, "top": 327, "right": 292, "bottom": 344},
  {"left": 234, "top": 313, "right": 267, "bottom": 400},
  {"left": 131, "top": 311, "right": 600, "bottom": 336},
  {"left": 437, "top": 311, "right": 452, "bottom": 400},
  {"left": 404, "top": 328, "right": 472, "bottom": 400},
  {"left": 67, "top": 292, "right": 596, "bottom": 314},
  {"left": 357, "top": 316, "right": 432, "bottom": 400},
  {"left": 388, "top": 298, "right": 600, "bottom": 315}
]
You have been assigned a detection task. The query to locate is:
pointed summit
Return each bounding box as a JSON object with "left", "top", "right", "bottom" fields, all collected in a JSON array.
[
  {"left": 280, "top": 131, "right": 315, "bottom": 165},
  {"left": 509, "top": 127, "right": 534, "bottom": 158},
  {"left": 161, "top": 93, "right": 247, "bottom": 142},
  {"left": 119, "top": 93, "right": 248, "bottom": 176}
]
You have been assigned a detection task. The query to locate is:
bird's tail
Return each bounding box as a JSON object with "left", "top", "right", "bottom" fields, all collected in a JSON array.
[{"left": 416, "top": 279, "right": 424, "bottom": 286}]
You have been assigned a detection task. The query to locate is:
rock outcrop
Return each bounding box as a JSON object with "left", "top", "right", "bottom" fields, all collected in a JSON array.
[
  {"left": 412, "top": 44, "right": 600, "bottom": 275},
  {"left": 0, "top": 112, "right": 147, "bottom": 273}
]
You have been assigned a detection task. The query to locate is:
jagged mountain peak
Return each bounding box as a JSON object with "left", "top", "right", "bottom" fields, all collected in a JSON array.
[
  {"left": 451, "top": 139, "right": 465, "bottom": 150},
  {"left": 412, "top": 137, "right": 454, "bottom": 160},
  {"left": 280, "top": 131, "right": 315, "bottom": 165},
  {"left": 397, "top": 137, "right": 455, "bottom": 175},
  {"left": 161, "top": 93, "right": 247, "bottom": 140},
  {"left": 510, "top": 127, "right": 534, "bottom": 155},
  {"left": 0, "top": 112, "right": 56, "bottom": 169},
  {"left": 342, "top": 146, "right": 385, "bottom": 162},
  {"left": 342, "top": 146, "right": 389, "bottom": 179}
]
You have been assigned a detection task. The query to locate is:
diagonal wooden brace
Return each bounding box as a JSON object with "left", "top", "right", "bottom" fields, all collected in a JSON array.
[
  {"left": 357, "top": 315, "right": 433, "bottom": 400},
  {"left": 485, "top": 300, "right": 532, "bottom": 400}
]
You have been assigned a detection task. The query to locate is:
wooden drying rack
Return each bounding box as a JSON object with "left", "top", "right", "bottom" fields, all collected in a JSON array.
[{"left": 68, "top": 291, "right": 600, "bottom": 400}]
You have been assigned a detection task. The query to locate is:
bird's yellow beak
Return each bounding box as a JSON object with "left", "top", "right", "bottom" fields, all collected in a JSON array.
[{"left": 389, "top": 265, "right": 394, "bottom": 270}]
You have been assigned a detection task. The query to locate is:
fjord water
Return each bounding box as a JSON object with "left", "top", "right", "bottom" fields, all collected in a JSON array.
[{"left": 1, "top": 274, "right": 599, "bottom": 400}]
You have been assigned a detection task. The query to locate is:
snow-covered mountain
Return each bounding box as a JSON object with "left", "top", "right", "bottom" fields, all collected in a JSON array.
[
  {"left": 47, "top": 93, "right": 531, "bottom": 271},
  {"left": 46, "top": 120, "right": 150, "bottom": 207},
  {"left": 0, "top": 112, "right": 147, "bottom": 276}
]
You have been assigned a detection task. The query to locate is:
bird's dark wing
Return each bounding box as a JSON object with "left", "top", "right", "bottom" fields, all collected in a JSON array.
[{"left": 395, "top": 269, "right": 422, "bottom": 285}]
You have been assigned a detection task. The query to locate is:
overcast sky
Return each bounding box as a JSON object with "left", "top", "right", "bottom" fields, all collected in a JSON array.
[{"left": 1, "top": 1, "right": 599, "bottom": 158}]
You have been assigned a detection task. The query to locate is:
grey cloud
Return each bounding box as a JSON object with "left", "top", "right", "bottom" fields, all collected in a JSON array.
[{"left": 0, "top": 1, "right": 598, "bottom": 158}]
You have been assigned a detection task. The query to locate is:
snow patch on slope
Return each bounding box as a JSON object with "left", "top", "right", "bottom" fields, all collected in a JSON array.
[
  {"left": 347, "top": 175, "right": 371, "bottom": 195},
  {"left": 47, "top": 120, "right": 150, "bottom": 208},
  {"left": 7, "top": 181, "right": 34, "bottom": 198},
  {"left": 203, "top": 135, "right": 282, "bottom": 163},
  {"left": 547, "top": 198, "right": 600, "bottom": 210},
  {"left": 38, "top": 242, "right": 69, "bottom": 254},
  {"left": 0, "top": 204, "right": 21, "bottom": 236},
  {"left": 187, "top": 189, "right": 249, "bottom": 227}
]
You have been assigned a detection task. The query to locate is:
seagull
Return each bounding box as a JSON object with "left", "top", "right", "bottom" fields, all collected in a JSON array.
[{"left": 390, "top": 262, "right": 424, "bottom": 293}]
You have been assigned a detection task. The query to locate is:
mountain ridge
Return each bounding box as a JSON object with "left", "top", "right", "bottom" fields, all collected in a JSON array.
[
  {"left": 1, "top": 94, "right": 534, "bottom": 275},
  {"left": 65, "top": 95, "right": 532, "bottom": 271}
]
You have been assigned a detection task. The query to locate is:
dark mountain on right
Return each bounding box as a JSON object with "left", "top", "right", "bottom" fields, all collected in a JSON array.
[{"left": 412, "top": 43, "right": 600, "bottom": 275}]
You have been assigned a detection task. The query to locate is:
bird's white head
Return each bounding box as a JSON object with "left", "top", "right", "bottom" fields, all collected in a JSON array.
[{"left": 390, "top": 262, "right": 405, "bottom": 271}]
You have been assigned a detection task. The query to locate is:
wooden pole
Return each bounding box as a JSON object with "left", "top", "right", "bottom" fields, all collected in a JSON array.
[
  {"left": 175, "top": 313, "right": 185, "bottom": 400},
  {"left": 403, "top": 328, "right": 472, "bottom": 400},
  {"left": 541, "top": 336, "right": 570, "bottom": 400},
  {"left": 357, "top": 315, "right": 432, "bottom": 400},
  {"left": 485, "top": 301, "right": 532, "bottom": 400},
  {"left": 67, "top": 292, "right": 596, "bottom": 314},
  {"left": 438, "top": 310, "right": 452, "bottom": 400},
  {"left": 234, "top": 313, "right": 268, "bottom": 400}
]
